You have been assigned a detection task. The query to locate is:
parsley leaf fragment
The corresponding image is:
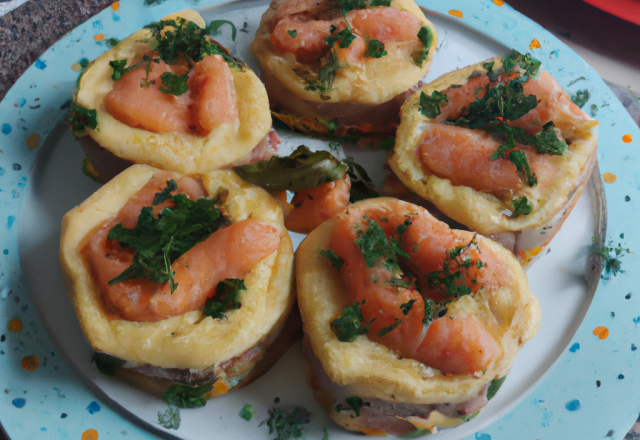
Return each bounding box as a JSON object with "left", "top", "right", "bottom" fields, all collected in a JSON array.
[
  {"left": 400, "top": 299, "right": 416, "bottom": 315},
  {"left": 419, "top": 90, "right": 449, "bottom": 119},
  {"left": 153, "top": 179, "right": 178, "bottom": 205},
  {"left": 158, "top": 405, "right": 181, "bottom": 430},
  {"left": 364, "top": 37, "right": 387, "bottom": 58},
  {"left": 502, "top": 50, "right": 541, "bottom": 80},
  {"left": 68, "top": 102, "right": 98, "bottom": 134},
  {"left": 159, "top": 71, "right": 189, "bottom": 95},
  {"left": 571, "top": 89, "right": 590, "bottom": 108},
  {"left": 512, "top": 196, "right": 533, "bottom": 216},
  {"left": 591, "top": 239, "right": 631, "bottom": 277},
  {"left": 426, "top": 239, "right": 483, "bottom": 302},
  {"left": 162, "top": 382, "right": 214, "bottom": 408},
  {"left": 377, "top": 318, "right": 402, "bottom": 337},
  {"left": 483, "top": 61, "right": 498, "bottom": 82},
  {"left": 109, "top": 59, "right": 128, "bottom": 81},
  {"left": 92, "top": 352, "right": 126, "bottom": 376},
  {"left": 414, "top": 25, "right": 433, "bottom": 67},
  {"left": 331, "top": 300, "right": 374, "bottom": 342},
  {"left": 379, "top": 137, "right": 395, "bottom": 151},
  {"left": 263, "top": 406, "right": 310, "bottom": 440},
  {"left": 487, "top": 376, "right": 507, "bottom": 400},
  {"left": 317, "top": 248, "right": 345, "bottom": 271},
  {"left": 344, "top": 396, "right": 363, "bottom": 417},
  {"left": 239, "top": 403, "right": 256, "bottom": 421},
  {"left": 287, "top": 29, "right": 297, "bottom": 38},
  {"left": 203, "top": 279, "right": 247, "bottom": 319}
]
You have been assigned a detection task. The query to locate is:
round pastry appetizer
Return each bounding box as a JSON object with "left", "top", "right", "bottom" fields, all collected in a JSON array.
[
  {"left": 251, "top": 0, "right": 436, "bottom": 135},
  {"left": 388, "top": 51, "right": 598, "bottom": 265},
  {"left": 296, "top": 198, "right": 540, "bottom": 436},
  {"left": 69, "top": 10, "right": 276, "bottom": 183},
  {"left": 59, "top": 165, "right": 295, "bottom": 397}
]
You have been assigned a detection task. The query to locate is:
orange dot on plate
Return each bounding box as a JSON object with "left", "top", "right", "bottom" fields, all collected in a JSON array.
[
  {"left": 26, "top": 133, "right": 40, "bottom": 150},
  {"left": 111, "top": 1, "right": 120, "bottom": 11},
  {"left": 593, "top": 326, "right": 609, "bottom": 340},
  {"left": 603, "top": 172, "right": 617, "bottom": 184},
  {"left": 8, "top": 319, "right": 23, "bottom": 332},
  {"left": 623, "top": 134, "right": 632, "bottom": 143},
  {"left": 82, "top": 429, "right": 99, "bottom": 440},
  {"left": 94, "top": 33, "right": 105, "bottom": 42},
  {"left": 529, "top": 39, "right": 541, "bottom": 50},
  {"left": 449, "top": 10, "right": 463, "bottom": 18},
  {"left": 21, "top": 355, "right": 39, "bottom": 371},
  {"left": 493, "top": 0, "right": 504, "bottom": 5}
]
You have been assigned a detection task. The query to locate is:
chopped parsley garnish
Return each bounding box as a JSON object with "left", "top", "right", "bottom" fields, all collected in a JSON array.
[
  {"left": 305, "top": 50, "right": 344, "bottom": 95},
  {"left": 379, "top": 137, "right": 395, "bottom": 151},
  {"left": 336, "top": 396, "right": 362, "bottom": 417},
  {"left": 207, "top": 20, "right": 238, "bottom": 42},
  {"left": 324, "top": 16, "right": 356, "bottom": 49},
  {"left": 153, "top": 179, "right": 178, "bottom": 205},
  {"left": 400, "top": 299, "right": 416, "bottom": 315},
  {"left": 502, "top": 50, "right": 541, "bottom": 80},
  {"left": 377, "top": 318, "right": 402, "bottom": 337},
  {"left": 162, "top": 382, "right": 215, "bottom": 408},
  {"left": 364, "top": 37, "right": 387, "bottom": 58},
  {"left": 104, "top": 37, "right": 120, "bottom": 48},
  {"left": 323, "top": 426, "right": 329, "bottom": 440},
  {"left": 203, "top": 279, "right": 246, "bottom": 319},
  {"left": 486, "top": 376, "right": 507, "bottom": 400},
  {"left": 369, "top": 0, "right": 391, "bottom": 5},
  {"left": 159, "top": 71, "right": 190, "bottom": 95},
  {"left": 68, "top": 102, "right": 98, "bottom": 134},
  {"left": 92, "top": 352, "right": 126, "bottom": 376},
  {"left": 158, "top": 405, "right": 181, "bottom": 430},
  {"left": 331, "top": 300, "right": 374, "bottom": 342},
  {"left": 591, "top": 239, "right": 631, "bottom": 277},
  {"left": 512, "top": 196, "right": 533, "bottom": 216},
  {"left": 317, "top": 248, "right": 345, "bottom": 271},
  {"left": 507, "top": 149, "right": 537, "bottom": 186},
  {"left": 423, "top": 297, "right": 435, "bottom": 326},
  {"left": 107, "top": 182, "right": 226, "bottom": 293},
  {"left": 287, "top": 29, "right": 297, "bottom": 38},
  {"left": 319, "top": 117, "right": 340, "bottom": 135},
  {"left": 426, "top": 238, "right": 483, "bottom": 302},
  {"left": 380, "top": 279, "right": 412, "bottom": 288},
  {"left": 483, "top": 61, "right": 498, "bottom": 82},
  {"left": 413, "top": 25, "right": 433, "bottom": 67},
  {"left": 239, "top": 403, "right": 256, "bottom": 421},
  {"left": 571, "top": 89, "right": 590, "bottom": 108},
  {"left": 109, "top": 59, "right": 128, "bottom": 81},
  {"left": 263, "top": 406, "right": 311, "bottom": 440},
  {"left": 356, "top": 216, "right": 400, "bottom": 271},
  {"left": 343, "top": 157, "right": 380, "bottom": 202},
  {"left": 418, "top": 90, "right": 449, "bottom": 119},
  {"left": 110, "top": 54, "right": 160, "bottom": 84}
]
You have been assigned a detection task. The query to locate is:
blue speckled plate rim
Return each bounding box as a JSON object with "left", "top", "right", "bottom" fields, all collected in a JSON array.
[{"left": 0, "top": 0, "right": 639, "bottom": 439}]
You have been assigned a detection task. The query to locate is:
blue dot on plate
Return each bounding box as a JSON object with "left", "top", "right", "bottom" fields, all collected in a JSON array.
[
  {"left": 35, "top": 59, "right": 47, "bottom": 70},
  {"left": 569, "top": 342, "right": 580, "bottom": 352},
  {"left": 618, "top": 374, "right": 625, "bottom": 380},
  {"left": 1, "top": 124, "right": 11, "bottom": 135},
  {"left": 112, "top": 13, "right": 120, "bottom": 21},
  {"left": 12, "top": 398, "right": 26, "bottom": 408},
  {"left": 476, "top": 433, "right": 491, "bottom": 440},
  {"left": 18, "top": 97, "right": 26, "bottom": 108},
  {"left": 7, "top": 216, "right": 16, "bottom": 229},
  {"left": 565, "top": 399, "right": 581, "bottom": 411},
  {"left": 3, "top": 249, "right": 8, "bottom": 255},
  {"left": 86, "top": 401, "right": 101, "bottom": 414},
  {"left": 40, "top": 427, "right": 46, "bottom": 431}
]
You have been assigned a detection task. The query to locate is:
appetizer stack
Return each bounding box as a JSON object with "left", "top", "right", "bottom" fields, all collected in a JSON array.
[{"left": 57, "top": 1, "right": 598, "bottom": 436}]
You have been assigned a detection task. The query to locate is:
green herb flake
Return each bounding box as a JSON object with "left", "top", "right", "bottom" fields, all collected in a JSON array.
[
  {"left": 571, "top": 89, "right": 590, "bottom": 108},
  {"left": 153, "top": 179, "right": 178, "bottom": 205},
  {"left": 81, "top": 158, "right": 101, "bottom": 183},
  {"left": 418, "top": 90, "right": 449, "bottom": 119},
  {"left": 512, "top": 196, "right": 533, "bottom": 216},
  {"left": 377, "top": 318, "right": 402, "bottom": 337},
  {"left": 331, "top": 300, "right": 374, "bottom": 342},
  {"left": 336, "top": 0, "right": 366, "bottom": 12},
  {"left": 487, "top": 376, "right": 507, "bottom": 400},
  {"left": 159, "top": 71, "right": 190, "bottom": 95},
  {"left": 104, "top": 37, "right": 120, "bottom": 48},
  {"left": 426, "top": 241, "right": 482, "bottom": 302},
  {"left": 107, "top": 185, "right": 226, "bottom": 289},
  {"left": 413, "top": 242, "right": 418, "bottom": 253},
  {"left": 317, "top": 248, "right": 345, "bottom": 271},
  {"left": 68, "top": 102, "right": 98, "bottom": 134},
  {"left": 239, "top": 403, "right": 256, "bottom": 421},
  {"left": 379, "top": 137, "right": 395, "bottom": 151},
  {"left": 343, "top": 157, "right": 380, "bottom": 202},
  {"left": 158, "top": 405, "right": 181, "bottom": 430},
  {"left": 413, "top": 25, "right": 433, "bottom": 66},
  {"left": 109, "top": 59, "right": 128, "bottom": 81},
  {"left": 502, "top": 50, "right": 541, "bottom": 80},
  {"left": 323, "top": 425, "right": 329, "bottom": 440},
  {"left": 591, "top": 239, "right": 631, "bottom": 277},
  {"left": 287, "top": 29, "right": 298, "bottom": 38},
  {"left": 399, "top": 428, "right": 432, "bottom": 438},
  {"left": 263, "top": 406, "right": 311, "bottom": 440},
  {"left": 206, "top": 19, "right": 238, "bottom": 42},
  {"left": 400, "top": 299, "right": 416, "bottom": 316},
  {"left": 423, "top": 298, "right": 434, "bottom": 326},
  {"left": 162, "top": 382, "right": 215, "bottom": 408},
  {"left": 508, "top": 149, "right": 537, "bottom": 187},
  {"left": 305, "top": 50, "right": 343, "bottom": 94},
  {"left": 345, "top": 396, "right": 363, "bottom": 417},
  {"left": 483, "top": 61, "right": 497, "bottom": 82},
  {"left": 380, "top": 279, "right": 412, "bottom": 288},
  {"left": 203, "top": 279, "right": 247, "bottom": 319},
  {"left": 364, "top": 37, "right": 387, "bottom": 58},
  {"left": 356, "top": 216, "right": 395, "bottom": 268},
  {"left": 92, "top": 352, "right": 126, "bottom": 376},
  {"left": 369, "top": 0, "right": 391, "bottom": 5}
]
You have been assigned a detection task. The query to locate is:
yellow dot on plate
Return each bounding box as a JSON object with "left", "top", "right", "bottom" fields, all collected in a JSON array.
[
  {"left": 71, "top": 62, "right": 82, "bottom": 72},
  {"left": 623, "top": 134, "right": 632, "bottom": 143},
  {"left": 603, "top": 172, "right": 617, "bottom": 184},
  {"left": 493, "top": 0, "right": 504, "bottom": 5},
  {"left": 94, "top": 33, "right": 105, "bottom": 42},
  {"left": 593, "top": 326, "right": 609, "bottom": 340},
  {"left": 82, "top": 429, "right": 99, "bottom": 440},
  {"left": 529, "top": 38, "right": 541, "bottom": 50},
  {"left": 8, "top": 319, "right": 23, "bottom": 332},
  {"left": 530, "top": 247, "right": 542, "bottom": 256},
  {"left": 111, "top": 1, "right": 120, "bottom": 11},
  {"left": 21, "top": 355, "right": 39, "bottom": 371},
  {"left": 26, "top": 133, "right": 40, "bottom": 150},
  {"left": 449, "top": 10, "right": 463, "bottom": 18}
]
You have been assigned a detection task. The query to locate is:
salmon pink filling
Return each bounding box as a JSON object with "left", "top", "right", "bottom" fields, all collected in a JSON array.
[{"left": 104, "top": 53, "right": 238, "bottom": 136}]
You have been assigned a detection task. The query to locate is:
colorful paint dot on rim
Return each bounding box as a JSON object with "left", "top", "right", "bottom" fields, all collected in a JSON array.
[
  {"left": 11, "top": 398, "right": 26, "bottom": 409},
  {"left": 529, "top": 38, "right": 541, "bottom": 50},
  {"left": 593, "top": 326, "right": 610, "bottom": 340},
  {"left": 82, "top": 429, "right": 99, "bottom": 440},
  {"left": 21, "top": 355, "right": 39, "bottom": 371},
  {"left": 565, "top": 399, "right": 581, "bottom": 411},
  {"left": 111, "top": 1, "right": 120, "bottom": 11},
  {"left": 94, "top": 33, "right": 105, "bottom": 42},
  {"left": 7, "top": 319, "right": 23, "bottom": 332},
  {"left": 449, "top": 10, "right": 463, "bottom": 18},
  {"left": 492, "top": 0, "right": 504, "bottom": 5},
  {"left": 603, "top": 172, "right": 617, "bottom": 184},
  {"left": 71, "top": 62, "right": 82, "bottom": 72},
  {"left": 623, "top": 134, "right": 633, "bottom": 143},
  {"left": 26, "top": 134, "right": 40, "bottom": 150}
]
